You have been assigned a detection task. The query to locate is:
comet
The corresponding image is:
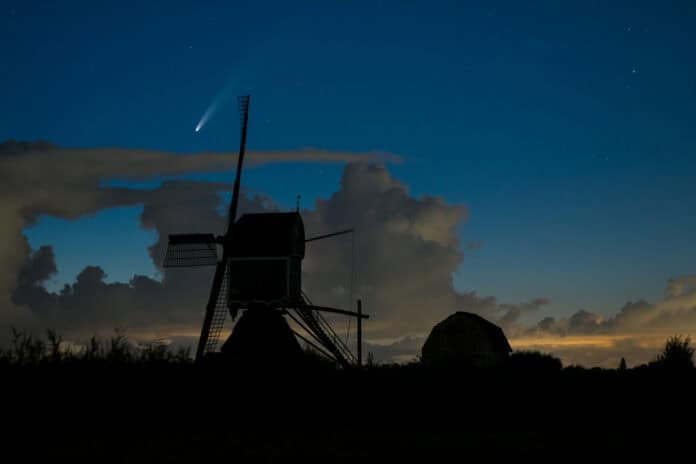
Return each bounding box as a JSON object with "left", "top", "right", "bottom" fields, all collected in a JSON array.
[
  {"left": 194, "top": 99, "right": 220, "bottom": 133},
  {"left": 194, "top": 79, "right": 240, "bottom": 133}
]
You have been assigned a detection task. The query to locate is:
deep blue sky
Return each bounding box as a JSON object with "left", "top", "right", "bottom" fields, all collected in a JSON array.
[{"left": 3, "top": 1, "right": 695, "bottom": 320}]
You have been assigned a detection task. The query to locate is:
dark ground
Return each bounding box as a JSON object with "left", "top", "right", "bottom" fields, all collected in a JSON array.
[{"left": 1, "top": 358, "right": 694, "bottom": 461}]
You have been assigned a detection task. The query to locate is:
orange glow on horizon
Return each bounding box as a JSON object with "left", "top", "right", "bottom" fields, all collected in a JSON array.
[{"left": 509, "top": 333, "right": 671, "bottom": 350}]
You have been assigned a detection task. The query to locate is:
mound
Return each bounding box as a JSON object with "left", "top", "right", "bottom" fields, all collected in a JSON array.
[{"left": 421, "top": 312, "right": 512, "bottom": 368}]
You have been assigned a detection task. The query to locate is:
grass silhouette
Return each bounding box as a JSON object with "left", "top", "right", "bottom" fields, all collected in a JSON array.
[
  {"left": 1, "top": 327, "right": 192, "bottom": 366},
  {"left": 1, "top": 329, "right": 694, "bottom": 459}
]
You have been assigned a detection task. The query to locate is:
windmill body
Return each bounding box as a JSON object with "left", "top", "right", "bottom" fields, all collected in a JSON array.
[
  {"left": 227, "top": 212, "right": 305, "bottom": 310},
  {"left": 163, "top": 96, "right": 367, "bottom": 367}
]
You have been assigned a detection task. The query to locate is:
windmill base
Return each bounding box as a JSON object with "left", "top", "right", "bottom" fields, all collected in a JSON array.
[{"left": 219, "top": 305, "right": 305, "bottom": 368}]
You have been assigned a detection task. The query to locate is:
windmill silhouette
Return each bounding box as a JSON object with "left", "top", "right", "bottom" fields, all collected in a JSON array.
[{"left": 163, "top": 96, "right": 367, "bottom": 367}]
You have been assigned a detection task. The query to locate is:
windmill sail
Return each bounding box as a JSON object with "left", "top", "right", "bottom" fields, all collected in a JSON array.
[
  {"left": 227, "top": 95, "right": 250, "bottom": 230},
  {"left": 195, "top": 259, "right": 231, "bottom": 359},
  {"left": 196, "top": 96, "right": 251, "bottom": 361},
  {"left": 163, "top": 233, "right": 219, "bottom": 267}
]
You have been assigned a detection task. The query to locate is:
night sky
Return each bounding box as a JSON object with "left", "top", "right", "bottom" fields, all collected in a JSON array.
[{"left": 2, "top": 1, "right": 696, "bottom": 366}]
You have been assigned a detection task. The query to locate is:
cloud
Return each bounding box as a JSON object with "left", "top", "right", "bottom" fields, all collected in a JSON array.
[
  {"left": 510, "top": 276, "right": 696, "bottom": 367},
  {"left": 300, "top": 162, "right": 469, "bottom": 337},
  {"left": 10, "top": 161, "right": 472, "bottom": 342},
  {"left": 525, "top": 278, "right": 696, "bottom": 340},
  {"left": 0, "top": 140, "right": 394, "bottom": 336},
  {"left": 509, "top": 335, "right": 662, "bottom": 368},
  {"left": 0, "top": 139, "right": 397, "bottom": 232},
  {"left": 11, "top": 246, "right": 57, "bottom": 315},
  {"left": 665, "top": 275, "right": 696, "bottom": 298},
  {"left": 0, "top": 140, "right": 400, "bottom": 185},
  {"left": 449, "top": 291, "right": 550, "bottom": 336},
  {"left": 8, "top": 180, "right": 272, "bottom": 336}
]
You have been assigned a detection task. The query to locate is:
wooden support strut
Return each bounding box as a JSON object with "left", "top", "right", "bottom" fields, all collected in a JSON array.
[
  {"left": 305, "top": 228, "right": 354, "bottom": 243},
  {"left": 307, "top": 304, "right": 369, "bottom": 319}
]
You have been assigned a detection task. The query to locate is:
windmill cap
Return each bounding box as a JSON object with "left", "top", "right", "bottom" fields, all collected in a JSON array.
[{"left": 229, "top": 212, "right": 305, "bottom": 258}]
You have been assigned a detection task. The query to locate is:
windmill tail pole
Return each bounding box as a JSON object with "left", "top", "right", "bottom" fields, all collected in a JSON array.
[
  {"left": 357, "top": 299, "right": 363, "bottom": 368},
  {"left": 227, "top": 95, "right": 250, "bottom": 231}
]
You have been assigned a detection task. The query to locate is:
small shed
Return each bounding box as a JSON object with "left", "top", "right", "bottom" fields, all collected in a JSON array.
[{"left": 421, "top": 312, "right": 512, "bottom": 368}]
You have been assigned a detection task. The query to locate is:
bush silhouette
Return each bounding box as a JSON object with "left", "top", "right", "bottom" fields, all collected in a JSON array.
[
  {"left": 506, "top": 350, "right": 562, "bottom": 372},
  {"left": 651, "top": 335, "right": 694, "bottom": 370}
]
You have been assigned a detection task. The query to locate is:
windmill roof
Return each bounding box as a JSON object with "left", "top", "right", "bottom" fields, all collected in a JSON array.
[{"left": 229, "top": 212, "right": 305, "bottom": 258}]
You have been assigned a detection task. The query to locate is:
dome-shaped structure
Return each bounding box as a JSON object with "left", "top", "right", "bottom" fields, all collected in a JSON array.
[{"left": 421, "top": 312, "right": 512, "bottom": 368}]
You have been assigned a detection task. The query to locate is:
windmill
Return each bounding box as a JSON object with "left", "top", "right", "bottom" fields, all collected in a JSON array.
[{"left": 163, "top": 96, "right": 368, "bottom": 367}]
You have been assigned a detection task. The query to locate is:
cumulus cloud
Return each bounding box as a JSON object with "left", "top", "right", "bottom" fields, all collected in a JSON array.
[
  {"left": 0, "top": 140, "right": 393, "bottom": 336},
  {"left": 4, "top": 150, "right": 484, "bottom": 347},
  {"left": 526, "top": 278, "right": 696, "bottom": 340},
  {"left": 300, "top": 162, "right": 468, "bottom": 337},
  {"left": 452, "top": 291, "right": 550, "bottom": 334},
  {"left": 8, "top": 181, "right": 272, "bottom": 336},
  {"left": 665, "top": 275, "right": 696, "bottom": 298},
  {"left": 514, "top": 276, "right": 696, "bottom": 367}
]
